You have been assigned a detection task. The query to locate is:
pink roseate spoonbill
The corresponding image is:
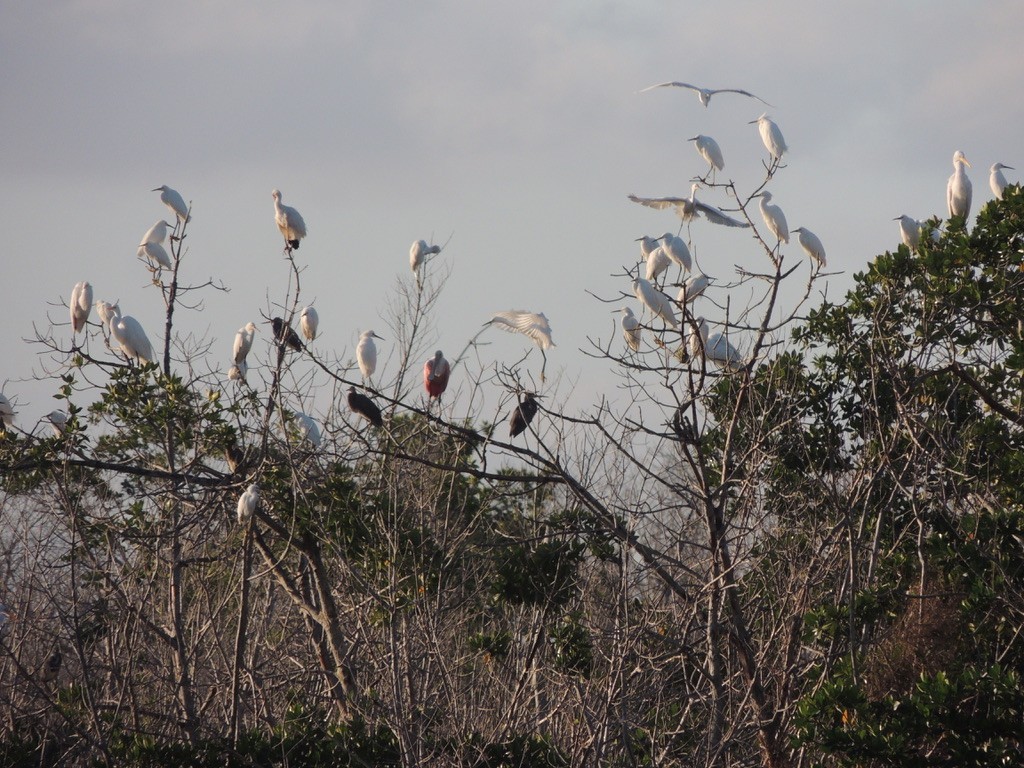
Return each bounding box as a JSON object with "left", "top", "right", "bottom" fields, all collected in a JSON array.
[{"left": 423, "top": 350, "right": 451, "bottom": 399}]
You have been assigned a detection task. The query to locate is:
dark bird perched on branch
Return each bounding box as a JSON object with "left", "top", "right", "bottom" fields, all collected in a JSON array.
[
  {"left": 348, "top": 386, "right": 383, "bottom": 427},
  {"left": 39, "top": 650, "right": 61, "bottom": 683},
  {"left": 509, "top": 393, "right": 540, "bottom": 438},
  {"left": 271, "top": 317, "right": 304, "bottom": 352}
]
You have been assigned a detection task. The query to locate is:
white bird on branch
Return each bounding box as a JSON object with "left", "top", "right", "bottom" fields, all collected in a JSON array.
[
  {"left": 894, "top": 215, "right": 923, "bottom": 250},
  {"left": 237, "top": 483, "right": 259, "bottom": 525},
  {"left": 272, "top": 189, "right": 307, "bottom": 252},
  {"left": 300, "top": 307, "right": 319, "bottom": 341},
  {"left": 153, "top": 185, "right": 190, "bottom": 223},
  {"left": 140, "top": 220, "right": 173, "bottom": 246},
  {"left": 615, "top": 307, "right": 641, "bottom": 352},
  {"left": 749, "top": 114, "right": 787, "bottom": 162},
  {"left": 633, "top": 277, "right": 678, "bottom": 329},
  {"left": 646, "top": 245, "right": 671, "bottom": 283},
  {"left": 70, "top": 281, "right": 92, "bottom": 335},
  {"left": 233, "top": 322, "right": 257, "bottom": 366},
  {"left": 109, "top": 310, "right": 155, "bottom": 365},
  {"left": 792, "top": 227, "right": 826, "bottom": 268},
  {"left": 990, "top": 162, "right": 1014, "bottom": 200},
  {"left": 659, "top": 232, "right": 692, "bottom": 272},
  {"left": 690, "top": 135, "right": 724, "bottom": 175},
  {"left": 410, "top": 239, "right": 442, "bottom": 287},
  {"left": 947, "top": 150, "right": 972, "bottom": 221},
  {"left": 0, "top": 394, "right": 14, "bottom": 429},
  {"left": 357, "top": 330, "right": 384, "bottom": 380},
  {"left": 678, "top": 273, "right": 710, "bottom": 305},
  {"left": 755, "top": 191, "right": 789, "bottom": 245},
  {"left": 138, "top": 241, "right": 172, "bottom": 270}
]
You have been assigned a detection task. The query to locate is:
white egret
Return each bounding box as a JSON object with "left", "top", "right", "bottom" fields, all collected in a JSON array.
[
  {"left": 291, "top": 412, "right": 321, "bottom": 448},
  {"left": 947, "top": 150, "right": 972, "bottom": 220},
  {"left": 95, "top": 300, "right": 120, "bottom": 332},
  {"left": 990, "top": 162, "right": 1014, "bottom": 200},
  {"left": 110, "top": 312, "right": 155, "bottom": 364},
  {"left": 756, "top": 191, "right": 789, "bottom": 244},
  {"left": 706, "top": 331, "right": 744, "bottom": 370},
  {"left": 228, "top": 361, "right": 248, "bottom": 384},
  {"left": 489, "top": 310, "right": 555, "bottom": 379},
  {"left": 410, "top": 239, "right": 441, "bottom": 287},
  {"left": 615, "top": 307, "right": 641, "bottom": 352},
  {"left": 636, "top": 235, "right": 660, "bottom": 260},
  {"left": 646, "top": 246, "right": 671, "bottom": 282},
  {"left": 894, "top": 215, "right": 922, "bottom": 250},
  {"left": 687, "top": 316, "right": 709, "bottom": 362},
  {"left": 423, "top": 351, "right": 451, "bottom": 399},
  {"left": 138, "top": 241, "right": 172, "bottom": 270},
  {"left": 237, "top": 483, "right": 259, "bottom": 525},
  {"left": 153, "top": 185, "right": 190, "bottom": 223},
  {"left": 300, "top": 307, "right": 319, "bottom": 341},
  {"left": 70, "top": 281, "right": 93, "bottom": 335},
  {"left": 0, "top": 394, "right": 15, "bottom": 428},
  {"left": 678, "top": 273, "right": 710, "bottom": 304},
  {"left": 639, "top": 81, "right": 772, "bottom": 108},
  {"left": 749, "top": 114, "right": 787, "bottom": 161},
  {"left": 46, "top": 410, "right": 68, "bottom": 436},
  {"left": 633, "top": 277, "right": 678, "bottom": 329},
  {"left": 659, "top": 232, "right": 692, "bottom": 272},
  {"left": 792, "top": 227, "right": 826, "bottom": 268},
  {"left": 689, "top": 135, "right": 724, "bottom": 173},
  {"left": 272, "top": 189, "right": 307, "bottom": 251},
  {"left": 357, "top": 330, "right": 384, "bottom": 379},
  {"left": 233, "top": 322, "right": 256, "bottom": 365},
  {"left": 140, "top": 220, "right": 172, "bottom": 246},
  {"left": 628, "top": 185, "right": 749, "bottom": 228}
]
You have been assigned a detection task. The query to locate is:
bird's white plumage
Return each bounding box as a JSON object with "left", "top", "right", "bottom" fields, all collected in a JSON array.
[
  {"left": 292, "top": 412, "right": 321, "bottom": 447},
  {"left": 687, "top": 316, "right": 709, "bottom": 360},
  {"left": 947, "top": 150, "right": 972, "bottom": 220},
  {"left": 70, "top": 281, "right": 92, "bottom": 334},
  {"left": 659, "top": 232, "right": 692, "bottom": 272},
  {"left": 409, "top": 239, "right": 441, "bottom": 273},
  {"left": 637, "top": 235, "right": 660, "bottom": 260},
  {"left": 138, "top": 241, "right": 172, "bottom": 270},
  {"left": 792, "top": 227, "right": 826, "bottom": 267},
  {"left": 646, "top": 246, "right": 671, "bottom": 282},
  {"left": 233, "top": 322, "right": 256, "bottom": 365},
  {"left": 616, "top": 307, "right": 641, "bottom": 352},
  {"left": 153, "top": 185, "right": 189, "bottom": 223},
  {"left": 489, "top": 311, "right": 555, "bottom": 350},
  {"left": 140, "top": 220, "right": 172, "bottom": 246},
  {"left": 690, "top": 135, "right": 724, "bottom": 171},
  {"left": 46, "top": 410, "right": 68, "bottom": 436},
  {"left": 0, "top": 394, "right": 14, "bottom": 428},
  {"left": 228, "top": 361, "right": 248, "bottom": 383},
  {"left": 639, "top": 81, "right": 771, "bottom": 108},
  {"left": 628, "top": 185, "right": 749, "bottom": 229},
  {"left": 95, "top": 300, "right": 120, "bottom": 327},
  {"left": 750, "top": 114, "right": 787, "bottom": 160},
  {"left": 756, "top": 192, "right": 789, "bottom": 244},
  {"left": 679, "top": 273, "right": 710, "bottom": 304},
  {"left": 990, "top": 162, "right": 1014, "bottom": 200},
  {"left": 272, "top": 189, "right": 307, "bottom": 248},
  {"left": 357, "top": 330, "right": 383, "bottom": 378},
  {"left": 706, "top": 332, "right": 744, "bottom": 370},
  {"left": 633, "top": 278, "right": 678, "bottom": 328},
  {"left": 110, "top": 312, "right": 155, "bottom": 364},
  {"left": 300, "top": 307, "right": 319, "bottom": 341},
  {"left": 894, "top": 215, "right": 922, "bottom": 250},
  {"left": 237, "top": 483, "right": 259, "bottom": 525}
]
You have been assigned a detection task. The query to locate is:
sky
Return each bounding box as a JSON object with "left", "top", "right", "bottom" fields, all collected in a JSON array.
[{"left": 2, "top": 1, "right": 1023, "bottom": 432}]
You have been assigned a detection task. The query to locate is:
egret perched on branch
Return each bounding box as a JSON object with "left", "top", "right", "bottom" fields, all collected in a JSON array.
[
  {"left": 410, "top": 239, "right": 441, "bottom": 287},
  {"left": 947, "top": 150, "right": 972, "bottom": 220},
  {"left": 270, "top": 318, "right": 303, "bottom": 352},
  {"left": 0, "top": 394, "right": 15, "bottom": 428},
  {"left": 228, "top": 361, "right": 248, "bottom": 384},
  {"left": 633, "top": 277, "right": 678, "bottom": 329},
  {"left": 237, "top": 483, "right": 259, "bottom": 525},
  {"left": 628, "top": 185, "right": 749, "bottom": 228},
  {"left": 272, "top": 189, "right": 307, "bottom": 252},
  {"left": 755, "top": 191, "right": 789, "bottom": 244},
  {"left": 110, "top": 311, "right": 155, "bottom": 365},
  {"left": 488, "top": 311, "right": 555, "bottom": 380},
  {"left": 639, "top": 81, "right": 772, "bottom": 108},
  {"left": 140, "top": 220, "right": 173, "bottom": 246},
  {"left": 637, "top": 235, "right": 660, "bottom": 260},
  {"left": 138, "top": 241, "right": 172, "bottom": 270},
  {"left": 46, "top": 410, "right": 69, "bottom": 436},
  {"left": 356, "top": 330, "right": 383, "bottom": 380},
  {"left": 233, "top": 322, "right": 256, "bottom": 365},
  {"left": 990, "top": 162, "right": 1015, "bottom": 200},
  {"left": 894, "top": 215, "right": 923, "bottom": 250},
  {"left": 689, "top": 135, "right": 724, "bottom": 174},
  {"left": 423, "top": 350, "right": 451, "bottom": 399},
  {"left": 706, "top": 331, "right": 744, "bottom": 370},
  {"left": 646, "top": 245, "right": 670, "bottom": 283},
  {"left": 70, "top": 281, "right": 92, "bottom": 335},
  {"left": 95, "top": 300, "right": 120, "bottom": 332},
  {"left": 678, "top": 273, "right": 710, "bottom": 305},
  {"left": 291, "top": 412, "right": 321, "bottom": 448},
  {"left": 347, "top": 386, "right": 383, "bottom": 428},
  {"left": 509, "top": 393, "right": 541, "bottom": 439},
  {"left": 749, "top": 114, "right": 787, "bottom": 161},
  {"left": 300, "top": 307, "right": 319, "bottom": 341},
  {"left": 153, "top": 185, "right": 190, "bottom": 223},
  {"left": 659, "top": 232, "right": 692, "bottom": 272},
  {"left": 687, "top": 316, "right": 709, "bottom": 360},
  {"left": 615, "top": 307, "right": 641, "bottom": 352},
  {"left": 792, "top": 227, "right": 826, "bottom": 268}
]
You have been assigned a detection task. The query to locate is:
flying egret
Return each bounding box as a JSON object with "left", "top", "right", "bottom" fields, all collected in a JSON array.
[
  {"left": 894, "top": 215, "right": 923, "bottom": 250},
  {"left": 271, "top": 318, "right": 303, "bottom": 352},
  {"left": 678, "top": 273, "right": 710, "bottom": 304},
  {"left": 0, "top": 394, "right": 14, "bottom": 428},
  {"left": 755, "top": 191, "right": 789, "bottom": 244},
  {"left": 300, "top": 307, "right": 319, "bottom": 341},
  {"left": 138, "top": 241, "right": 172, "bottom": 270},
  {"left": 947, "top": 150, "right": 972, "bottom": 220},
  {"left": 356, "top": 330, "right": 383, "bottom": 379},
  {"left": 488, "top": 310, "right": 555, "bottom": 379},
  {"left": 228, "top": 361, "right": 248, "bottom": 384},
  {"left": 141, "top": 220, "right": 173, "bottom": 246},
  {"left": 639, "top": 81, "right": 772, "bottom": 108},
  {"left": 690, "top": 135, "right": 724, "bottom": 173},
  {"left": 46, "top": 410, "right": 68, "bottom": 436},
  {"left": 633, "top": 277, "right": 678, "bottom": 328},
  {"left": 990, "top": 162, "right": 1015, "bottom": 200},
  {"left": 110, "top": 312, "right": 155, "bottom": 364},
  {"left": 237, "top": 483, "right": 259, "bottom": 525},
  {"left": 70, "top": 281, "right": 92, "bottom": 335},
  {"left": 424, "top": 350, "right": 451, "bottom": 399},
  {"left": 749, "top": 114, "right": 787, "bottom": 161},
  {"left": 95, "top": 300, "right": 120, "bottom": 327},
  {"left": 153, "top": 185, "right": 189, "bottom": 223},
  {"left": 233, "top": 322, "right": 256, "bottom": 365},
  {"left": 646, "top": 245, "right": 671, "bottom": 282},
  {"left": 659, "top": 232, "right": 692, "bottom": 272},
  {"left": 509, "top": 393, "right": 540, "bottom": 438},
  {"left": 792, "top": 227, "right": 826, "bottom": 268},
  {"left": 628, "top": 185, "right": 749, "bottom": 228},
  {"left": 615, "top": 307, "right": 641, "bottom": 352},
  {"left": 272, "top": 189, "right": 307, "bottom": 252},
  {"left": 347, "top": 386, "right": 383, "bottom": 428}
]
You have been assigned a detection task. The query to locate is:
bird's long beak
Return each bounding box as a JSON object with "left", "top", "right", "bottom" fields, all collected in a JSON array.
[
  {"left": 151, "top": 187, "right": 161, "bottom": 192},
  {"left": 1006, "top": 165, "right": 1016, "bottom": 170},
  {"left": 963, "top": 157, "right": 972, "bottom": 167}
]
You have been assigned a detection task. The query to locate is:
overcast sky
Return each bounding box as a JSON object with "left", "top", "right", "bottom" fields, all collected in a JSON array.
[{"left": 2, "top": 1, "right": 1022, "bottom": 430}]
